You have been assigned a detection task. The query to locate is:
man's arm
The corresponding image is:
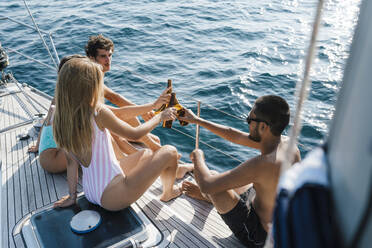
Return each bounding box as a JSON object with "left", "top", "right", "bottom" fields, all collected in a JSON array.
[
  {"left": 104, "top": 85, "right": 134, "bottom": 106},
  {"left": 191, "top": 149, "right": 276, "bottom": 195},
  {"left": 104, "top": 85, "right": 154, "bottom": 121},
  {"left": 106, "top": 86, "right": 170, "bottom": 120},
  {"left": 180, "top": 109, "right": 260, "bottom": 149}
]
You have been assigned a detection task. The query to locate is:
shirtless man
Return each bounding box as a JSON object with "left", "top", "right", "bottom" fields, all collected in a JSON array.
[
  {"left": 85, "top": 34, "right": 193, "bottom": 178},
  {"left": 180, "top": 95, "right": 301, "bottom": 247}
]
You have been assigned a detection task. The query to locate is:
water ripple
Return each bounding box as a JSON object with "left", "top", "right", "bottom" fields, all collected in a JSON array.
[{"left": 0, "top": 0, "right": 361, "bottom": 169}]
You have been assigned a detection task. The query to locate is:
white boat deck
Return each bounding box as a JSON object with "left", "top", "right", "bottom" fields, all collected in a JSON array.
[{"left": 0, "top": 77, "right": 244, "bottom": 248}]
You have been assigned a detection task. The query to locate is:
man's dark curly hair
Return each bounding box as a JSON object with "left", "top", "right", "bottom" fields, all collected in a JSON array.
[
  {"left": 252, "top": 95, "right": 290, "bottom": 136},
  {"left": 85, "top": 34, "right": 114, "bottom": 58}
]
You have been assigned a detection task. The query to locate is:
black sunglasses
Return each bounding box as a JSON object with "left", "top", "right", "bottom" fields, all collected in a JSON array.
[{"left": 246, "top": 116, "right": 269, "bottom": 125}]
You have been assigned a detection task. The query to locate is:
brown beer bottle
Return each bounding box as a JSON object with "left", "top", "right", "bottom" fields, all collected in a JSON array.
[
  {"left": 163, "top": 93, "right": 177, "bottom": 128},
  {"left": 173, "top": 96, "right": 188, "bottom": 126},
  {"left": 155, "top": 79, "right": 172, "bottom": 114}
]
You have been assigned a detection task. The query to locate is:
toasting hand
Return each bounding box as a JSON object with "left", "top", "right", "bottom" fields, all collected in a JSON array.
[
  {"left": 153, "top": 87, "right": 172, "bottom": 110},
  {"left": 160, "top": 107, "right": 178, "bottom": 122},
  {"left": 178, "top": 108, "right": 199, "bottom": 124}
]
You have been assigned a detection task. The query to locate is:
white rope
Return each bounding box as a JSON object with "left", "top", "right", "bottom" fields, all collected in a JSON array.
[
  {"left": 280, "top": 0, "right": 325, "bottom": 174},
  {"left": 264, "top": 1, "right": 325, "bottom": 247}
]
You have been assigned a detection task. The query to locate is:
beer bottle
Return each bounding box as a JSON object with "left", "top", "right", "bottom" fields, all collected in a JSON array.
[
  {"left": 155, "top": 79, "right": 172, "bottom": 114},
  {"left": 163, "top": 93, "right": 177, "bottom": 128},
  {"left": 173, "top": 96, "right": 188, "bottom": 126}
]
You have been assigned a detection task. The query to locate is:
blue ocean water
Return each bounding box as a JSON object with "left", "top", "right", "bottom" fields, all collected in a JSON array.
[{"left": 0, "top": 0, "right": 361, "bottom": 171}]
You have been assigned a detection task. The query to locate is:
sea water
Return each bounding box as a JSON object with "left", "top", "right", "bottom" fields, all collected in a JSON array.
[{"left": 0, "top": 0, "right": 361, "bottom": 171}]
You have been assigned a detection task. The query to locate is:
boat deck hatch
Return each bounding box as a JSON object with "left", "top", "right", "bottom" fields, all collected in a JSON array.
[{"left": 16, "top": 195, "right": 164, "bottom": 247}]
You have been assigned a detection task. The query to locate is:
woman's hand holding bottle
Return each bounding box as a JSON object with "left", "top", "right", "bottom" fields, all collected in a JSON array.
[
  {"left": 160, "top": 107, "right": 177, "bottom": 122},
  {"left": 153, "top": 87, "right": 172, "bottom": 110}
]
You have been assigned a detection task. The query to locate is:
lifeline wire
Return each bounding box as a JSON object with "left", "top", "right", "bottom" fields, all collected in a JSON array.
[{"left": 23, "top": 0, "right": 58, "bottom": 70}]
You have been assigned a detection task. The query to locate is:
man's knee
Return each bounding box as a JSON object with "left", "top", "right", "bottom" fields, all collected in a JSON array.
[{"left": 209, "top": 190, "right": 240, "bottom": 214}]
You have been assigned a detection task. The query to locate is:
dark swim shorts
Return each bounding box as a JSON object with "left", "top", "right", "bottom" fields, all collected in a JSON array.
[{"left": 220, "top": 188, "right": 267, "bottom": 248}]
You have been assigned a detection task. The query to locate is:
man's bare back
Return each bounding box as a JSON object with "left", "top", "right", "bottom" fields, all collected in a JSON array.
[{"left": 252, "top": 136, "right": 300, "bottom": 229}]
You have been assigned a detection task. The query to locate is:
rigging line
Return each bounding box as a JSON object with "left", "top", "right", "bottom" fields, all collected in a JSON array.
[
  {"left": 5, "top": 47, "right": 56, "bottom": 70},
  {"left": 180, "top": 94, "right": 246, "bottom": 121},
  {"left": 280, "top": 0, "right": 325, "bottom": 175},
  {"left": 0, "top": 15, "right": 50, "bottom": 35},
  {"left": 66, "top": 40, "right": 306, "bottom": 148},
  {"left": 117, "top": 64, "right": 159, "bottom": 85},
  {"left": 115, "top": 64, "right": 246, "bottom": 121},
  {"left": 19, "top": 86, "right": 49, "bottom": 112},
  {"left": 66, "top": 41, "right": 251, "bottom": 121},
  {"left": 48, "top": 33, "right": 60, "bottom": 64},
  {"left": 117, "top": 63, "right": 307, "bottom": 148},
  {"left": 23, "top": 0, "right": 58, "bottom": 70},
  {"left": 9, "top": 74, "right": 42, "bottom": 115},
  {"left": 171, "top": 127, "right": 244, "bottom": 164},
  {"left": 66, "top": 43, "right": 306, "bottom": 149}
]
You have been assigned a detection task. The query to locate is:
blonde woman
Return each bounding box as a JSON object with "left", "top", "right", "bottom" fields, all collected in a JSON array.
[
  {"left": 27, "top": 55, "right": 87, "bottom": 173},
  {"left": 28, "top": 54, "right": 149, "bottom": 173},
  {"left": 53, "top": 58, "right": 181, "bottom": 210}
]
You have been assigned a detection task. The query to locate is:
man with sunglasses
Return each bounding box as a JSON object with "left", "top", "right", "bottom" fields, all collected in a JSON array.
[{"left": 180, "top": 95, "right": 301, "bottom": 248}]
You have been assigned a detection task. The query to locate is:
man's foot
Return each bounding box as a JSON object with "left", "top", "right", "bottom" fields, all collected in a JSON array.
[
  {"left": 181, "top": 181, "right": 211, "bottom": 203},
  {"left": 176, "top": 163, "right": 194, "bottom": 179},
  {"left": 160, "top": 184, "right": 182, "bottom": 202}
]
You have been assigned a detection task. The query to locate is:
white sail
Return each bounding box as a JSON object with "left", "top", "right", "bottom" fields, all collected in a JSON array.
[{"left": 328, "top": 0, "right": 372, "bottom": 247}]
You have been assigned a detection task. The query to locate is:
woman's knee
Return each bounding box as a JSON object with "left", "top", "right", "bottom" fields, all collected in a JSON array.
[
  {"left": 157, "top": 145, "right": 178, "bottom": 163},
  {"left": 139, "top": 148, "right": 153, "bottom": 161}
]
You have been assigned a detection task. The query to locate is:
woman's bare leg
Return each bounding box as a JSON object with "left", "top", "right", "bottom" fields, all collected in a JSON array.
[
  {"left": 39, "top": 148, "right": 67, "bottom": 173},
  {"left": 101, "top": 145, "right": 180, "bottom": 211},
  {"left": 148, "top": 133, "right": 161, "bottom": 144},
  {"left": 110, "top": 133, "right": 137, "bottom": 158},
  {"left": 119, "top": 117, "right": 162, "bottom": 151}
]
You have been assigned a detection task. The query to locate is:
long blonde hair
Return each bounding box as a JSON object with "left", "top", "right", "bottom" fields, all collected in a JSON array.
[{"left": 53, "top": 57, "right": 103, "bottom": 155}]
